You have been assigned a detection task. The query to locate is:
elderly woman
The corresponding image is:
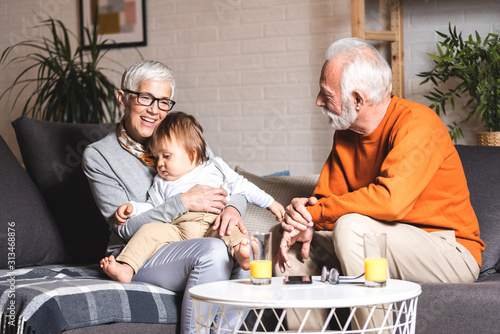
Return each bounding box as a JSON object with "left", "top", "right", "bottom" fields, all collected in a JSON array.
[{"left": 82, "top": 60, "right": 248, "bottom": 334}]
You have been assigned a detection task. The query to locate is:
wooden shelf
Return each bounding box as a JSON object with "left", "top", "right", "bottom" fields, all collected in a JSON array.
[{"left": 351, "top": 0, "right": 404, "bottom": 97}]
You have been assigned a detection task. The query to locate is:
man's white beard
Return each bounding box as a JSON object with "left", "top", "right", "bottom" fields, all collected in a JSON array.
[{"left": 322, "top": 100, "right": 358, "bottom": 130}]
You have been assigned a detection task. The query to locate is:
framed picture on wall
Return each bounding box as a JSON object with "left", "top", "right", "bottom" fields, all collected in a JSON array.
[{"left": 79, "top": 0, "right": 147, "bottom": 49}]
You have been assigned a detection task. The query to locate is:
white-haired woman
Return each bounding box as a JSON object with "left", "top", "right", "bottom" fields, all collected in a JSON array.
[{"left": 83, "top": 60, "right": 248, "bottom": 334}]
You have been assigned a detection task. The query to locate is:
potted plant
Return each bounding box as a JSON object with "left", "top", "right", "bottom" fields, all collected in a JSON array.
[
  {"left": 0, "top": 17, "right": 123, "bottom": 123},
  {"left": 418, "top": 24, "right": 500, "bottom": 145}
]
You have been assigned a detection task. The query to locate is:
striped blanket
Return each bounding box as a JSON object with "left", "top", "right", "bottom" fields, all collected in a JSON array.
[{"left": 0, "top": 265, "right": 180, "bottom": 334}]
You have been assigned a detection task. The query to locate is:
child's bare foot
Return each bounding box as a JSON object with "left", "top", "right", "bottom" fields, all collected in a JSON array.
[
  {"left": 234, "top": 239, "right": 252, "bottom": 270},
  {"left": 100, "top": 255, "right": 134, "bottom": 283}
]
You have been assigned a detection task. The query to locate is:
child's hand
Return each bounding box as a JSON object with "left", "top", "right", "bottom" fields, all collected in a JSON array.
[
  {"left": 115, "top": 203, "right": 133, "bottom": 226},
  {"left": 268, "top": 200, "right": 285, "bottom": 222}
]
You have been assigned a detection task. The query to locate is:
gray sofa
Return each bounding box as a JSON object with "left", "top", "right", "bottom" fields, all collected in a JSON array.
[
  {"left": 415, "top": 144, "right": 500, "bottom": 334},
  {"left": 0, "top": 116, "right": 499, "bottom": 333}
]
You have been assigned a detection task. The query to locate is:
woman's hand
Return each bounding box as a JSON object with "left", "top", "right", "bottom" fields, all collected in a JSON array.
[
  {"left": 213, "top": 206, "right": 247, "bottom": 237},
  {"left": 180, "top": 184, "right": 228, "bottom": 213}
]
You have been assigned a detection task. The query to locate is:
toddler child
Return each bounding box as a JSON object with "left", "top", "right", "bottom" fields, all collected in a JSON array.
[{"left": 100, "top": 111, "right": 284, "bottom": 283}]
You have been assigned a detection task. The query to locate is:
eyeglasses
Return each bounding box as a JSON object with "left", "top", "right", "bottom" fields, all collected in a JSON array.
[{"left": 124, "top": 89, "right": 176, "bottom": 111}]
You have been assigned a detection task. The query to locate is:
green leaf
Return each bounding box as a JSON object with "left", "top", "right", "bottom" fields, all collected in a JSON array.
[
  {"left": 427, "top": 52, "right": 444, "bottom": 62},
  {"left": 0, "top": 14, "right": 129, "bottom": 123},
  {"left": 417, "top": 24, "right": 500, "bottom": 134}
]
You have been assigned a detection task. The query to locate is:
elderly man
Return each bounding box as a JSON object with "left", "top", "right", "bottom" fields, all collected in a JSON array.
[
  {"left": 274, "top": 37, "right": 483, "bottom": 290},
  {"left": 272, "top": 37, "right": 484, "bottom": 331}
]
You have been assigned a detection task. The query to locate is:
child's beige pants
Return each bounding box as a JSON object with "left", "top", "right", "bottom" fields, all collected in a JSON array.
[{"left": 117, "top": 212, "right": 247, "bottom": 273}]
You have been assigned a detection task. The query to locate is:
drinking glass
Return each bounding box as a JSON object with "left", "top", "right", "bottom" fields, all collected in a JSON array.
[
  {"left": 364, "top": 232, "right": 387, "bottom": 288},
  {"left": 249, "top": 231, "right": 272, "bottom": 285}
]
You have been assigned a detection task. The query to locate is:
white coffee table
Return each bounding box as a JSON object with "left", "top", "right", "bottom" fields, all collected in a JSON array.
[{"left": 189, "top": 277, "right": 421, "bottom": 334}]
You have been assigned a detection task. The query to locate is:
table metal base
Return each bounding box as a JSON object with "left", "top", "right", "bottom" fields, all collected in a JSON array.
[{"left": 193, "top": 298, "right": 419, "bottom": 334}]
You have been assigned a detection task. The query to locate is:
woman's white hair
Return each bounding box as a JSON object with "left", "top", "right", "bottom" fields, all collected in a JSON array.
[
  {"left": 325, "top": 38, "right": 392, "bottom": 105},
  {"left": 121, "top": 60, "right": 176, "bottom": 99}
]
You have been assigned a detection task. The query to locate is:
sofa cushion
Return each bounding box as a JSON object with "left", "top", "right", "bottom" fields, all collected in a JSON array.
[
  {"left": 455, "top": 145, "right": 500, "bottom": 278},
  {"left": 0, "top": 265, "right": 180, "bottom": 333},
  {"left": 0, "top": 135, "right": 67, "bottom": 268},
  {"left": 417, "top": 278, "right": 500, "bottom": 334},
  {"left": 234, "top": 166, "right": 319, "bottom": 233},
  {"left": 12, "top": 117, "right": 116, "bottom": 264}
]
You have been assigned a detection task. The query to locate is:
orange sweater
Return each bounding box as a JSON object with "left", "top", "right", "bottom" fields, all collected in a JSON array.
[{"left": 308, "top": 96, "right": 484, "bottom": 266}]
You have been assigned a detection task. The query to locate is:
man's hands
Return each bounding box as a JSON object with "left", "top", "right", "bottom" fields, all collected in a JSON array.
[
  {"left": 282, "top": 197, "right": 317, "bottom": 232},
  {"left": 115, "top": 203, "right": 134, "bottom": 226},
  {"left": 277, "top": 224, "right": 315, "bottom": 273},
  {"left": 276, "top": 196, "right": 317, "bottom": 273},
  {"left": 180, "top": 184, "right": 228, "bottom": 213}
]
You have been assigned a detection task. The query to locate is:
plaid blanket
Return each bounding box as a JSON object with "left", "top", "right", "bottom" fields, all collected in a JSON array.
[{"left": 0, "top": 265, "right": 180, "bottom": 334}]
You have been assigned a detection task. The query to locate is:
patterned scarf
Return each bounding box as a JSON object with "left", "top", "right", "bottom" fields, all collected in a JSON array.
[{"left": 116, "top": 121, "right": 156, "bottom": 166}]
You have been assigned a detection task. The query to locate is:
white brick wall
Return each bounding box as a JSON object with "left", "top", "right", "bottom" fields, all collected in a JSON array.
[{"left": 1, "top": 0, "right": 498, "bottom": 176}]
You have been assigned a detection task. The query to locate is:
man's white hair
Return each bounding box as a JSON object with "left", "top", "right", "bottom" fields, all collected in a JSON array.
[{"left": 325, "top": 38, "right": 392, "bottom": 105}]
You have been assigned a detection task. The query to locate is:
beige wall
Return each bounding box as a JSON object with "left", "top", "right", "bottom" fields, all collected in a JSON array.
[{"left": 1, "top": 0, "right": 499, "bottom": 175}]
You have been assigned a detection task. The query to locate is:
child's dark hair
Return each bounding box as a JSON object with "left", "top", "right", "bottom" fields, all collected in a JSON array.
[{"left": 149, "top": 111, "right": 208, "bottom": 165}]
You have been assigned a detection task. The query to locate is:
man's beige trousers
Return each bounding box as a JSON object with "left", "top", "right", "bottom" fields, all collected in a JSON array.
[{"left": 271, "top": 213, "right": 479, "bottom": 331}]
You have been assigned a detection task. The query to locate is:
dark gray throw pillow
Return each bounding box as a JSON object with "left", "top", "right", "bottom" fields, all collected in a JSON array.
[
  {"left": 12, "top": 117, "right": 116, "bottom": 264},
  {"left": 0, "top": 135, "right": 67, "bottom": 268}
]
